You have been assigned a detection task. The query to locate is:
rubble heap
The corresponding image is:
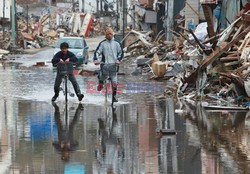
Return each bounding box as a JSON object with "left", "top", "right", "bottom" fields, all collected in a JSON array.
[{"left": 124, "top": 11, "right": 250, "bottom": 109}]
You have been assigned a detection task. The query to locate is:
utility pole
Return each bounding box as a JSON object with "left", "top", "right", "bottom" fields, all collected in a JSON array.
[
  {"left": 2, "top": 0, "right": 6, "bottom": 40},
  {"left": 122, "top": 0, "right": 127, "bottom": 46},
  {"left": 2, "top": 0, "right": 5, "bottom": 39},
  {"left": 26, "top": 2, "right": 28, "bottom": 32},
  {"left": 132, "top": 1, "right": 135, "bottom": 29},
  {"left": 49, "top": 0, "right": 51, "bottom": 29},
  {"left": 11, "top": 0, "right": 16, "bottom": 46},
  {"left": 82, "top": 0, "right": 85, "bottom": 12},
  {"left": 79, "top": 0, "right": 84, "bottom": 12},
  {"left": 79, "top": 0, "right": 82, "bottom": 12},
  {"left": 116, "top": 0, "right": 119, "bottom": 31},
  {"left": 100, "top": 0, "right": 103, "bottom": 16},
  {"left": 96, "top": 0, "right": 99, "bottom": 16},
  {"left": 165, "top": 0, "right": 174, "bottom": 41}
]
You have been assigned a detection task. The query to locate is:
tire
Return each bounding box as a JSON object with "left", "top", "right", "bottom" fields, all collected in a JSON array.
[
  {"left": 65, "top": 76, "right": 68, "bottom": 103},
  {"left": 84, "top": 53, "right": 89, "bottom": 65},
  {"left": 104, "top": 80, "right": 113, "bottom": 105}
]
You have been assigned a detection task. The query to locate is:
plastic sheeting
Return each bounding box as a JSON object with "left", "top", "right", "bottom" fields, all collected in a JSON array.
[{"left": 188, "top": 22, "right": 208, "bottom": 41}]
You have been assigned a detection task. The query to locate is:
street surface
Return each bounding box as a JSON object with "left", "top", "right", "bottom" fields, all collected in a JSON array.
[{"left": 0, "top": 36, "right": 249, "bottom": 174}]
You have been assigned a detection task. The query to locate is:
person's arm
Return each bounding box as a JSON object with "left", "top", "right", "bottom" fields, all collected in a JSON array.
[
  {"left": 116, "top": 42, "right": 124, "bottom": 61},
  {"left": 68, "top": 51, "right": 78, "bottom": 63},
  {"left": 93, "top": 41, "right": 104, "bottom": 61},
  {"left": 52, "top": 52, "right": 61, "bottom": 66}
]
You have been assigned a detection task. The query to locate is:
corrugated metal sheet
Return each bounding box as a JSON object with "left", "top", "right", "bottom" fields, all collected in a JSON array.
[
  {"left": 135, "top": 5, "right": 146, "bottom": 17},
  {"left": 145, "top": 10, "right": 157, "bottom": 23}
]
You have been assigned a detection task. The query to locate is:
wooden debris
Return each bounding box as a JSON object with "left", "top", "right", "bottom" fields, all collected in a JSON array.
[
  {"left": 152, "top": 61, "right": 167, "bottom": 77},
  {"left": 201, "top": 26, "right": 250, "bottom": 70},
  {"left": 21, "top": 32, "right": 34, "bottom": 41}
]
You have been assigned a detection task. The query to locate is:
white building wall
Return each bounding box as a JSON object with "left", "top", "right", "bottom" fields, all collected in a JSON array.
[{"left": 0, "top": 0, "right": 11, "bottom": 20}]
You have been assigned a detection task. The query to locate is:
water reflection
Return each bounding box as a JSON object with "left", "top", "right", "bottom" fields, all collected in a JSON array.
[
  {"left": 155, "top": 99, "right": 178, "bottom": 174},
  {"left": 94, "top": 106, "right": 124, "bottom": 173},
  {"left": 0, "top": 97, "right": 250, "bottom": 173},
  {"left": 181, "top": 101, "right": 250, "bottom": 174},
  {"left": 52, "top": 103, "right": 84, "bottom": 161}
]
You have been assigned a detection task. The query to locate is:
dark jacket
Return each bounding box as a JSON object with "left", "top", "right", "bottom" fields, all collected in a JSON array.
[{"left": 52, "top": 51, "right": 77, "bottom": 66}]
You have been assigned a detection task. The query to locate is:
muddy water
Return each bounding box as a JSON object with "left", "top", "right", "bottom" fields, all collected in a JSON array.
[{"left": 0, "top": 55, "right": 249, "bottom": 173}]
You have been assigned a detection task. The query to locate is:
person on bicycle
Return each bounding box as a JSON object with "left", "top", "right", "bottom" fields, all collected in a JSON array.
[
  {"left": 93, "top": 27, "right": 123, "bottom": 102},
  {"left": 51, "top": 42, "right": 84, "bottom": 102}
]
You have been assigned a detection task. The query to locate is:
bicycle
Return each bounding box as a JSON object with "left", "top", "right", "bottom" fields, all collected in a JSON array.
[
  {"left": 99, "top": 63, "right": 119, "bottom": 106},
  {"left": 52, "top": 102, "right": 83, "bottom": 161},
  {"left": 55, "top": 62, "right": 75, "bottom": 103},
  {"left": 95, "top": 106, "right": 124, "bottom": 169}
]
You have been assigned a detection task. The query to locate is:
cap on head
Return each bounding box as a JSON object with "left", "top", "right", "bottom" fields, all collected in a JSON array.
[{"left": 105, "top": 27, "right": 113, "bottom": 35}]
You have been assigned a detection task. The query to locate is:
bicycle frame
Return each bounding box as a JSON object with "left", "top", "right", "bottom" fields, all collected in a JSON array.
[
  {"left": 57, "top": 62, "right": 75, "bottom": 103},
  {"left": 64, "top": 74, "right": 68, "bottom": 103}
]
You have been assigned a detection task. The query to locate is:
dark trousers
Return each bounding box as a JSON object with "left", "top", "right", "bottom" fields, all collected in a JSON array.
[
  {"left": 54, "top": 73, "right": 81, "bottom": 96},
  {"left": 98, "top": 63, "right": 118, "bottom": 96}
]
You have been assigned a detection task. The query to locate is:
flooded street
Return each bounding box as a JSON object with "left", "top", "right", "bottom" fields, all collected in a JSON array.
[{"left": 0, "top": 37, "right": 249, "bottom": 174}]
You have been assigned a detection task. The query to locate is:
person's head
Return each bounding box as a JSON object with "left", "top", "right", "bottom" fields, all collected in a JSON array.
[
  {"left": 61, "top": 150, "right": 70, "bottom": 161},
  {"left": 60, "top": 42, "right": 69, "bottom": 54},
  {"left": 107, "top": 168, "right": 114, "bottom": 174},
  {"left": 105, "top": 27, "right": 113, "bottom": 40},
  {"left": 61, "top": 142, "right": 70, "bottom": 161}
]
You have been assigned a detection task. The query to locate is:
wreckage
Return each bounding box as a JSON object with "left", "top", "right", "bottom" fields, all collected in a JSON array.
[{"left": 123, "top": 9, "right": 250, "bottom": 110}]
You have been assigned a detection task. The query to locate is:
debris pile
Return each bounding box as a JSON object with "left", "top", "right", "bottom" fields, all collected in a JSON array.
[
  {"left": 124, "top": 10, "right": 250, "bottom": 108},
  {"left": 0, "top": 9, "right": 100, "bottom": 56}
]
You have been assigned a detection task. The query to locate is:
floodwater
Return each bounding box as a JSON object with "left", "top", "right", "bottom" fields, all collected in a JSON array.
[{"left": 0, "top": 50, "right": 249, "bottom": 174}]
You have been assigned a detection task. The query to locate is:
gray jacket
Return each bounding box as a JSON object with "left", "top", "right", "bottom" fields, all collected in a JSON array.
[{"left": 94, "top": 38, "right": 123, "bottom": 64}]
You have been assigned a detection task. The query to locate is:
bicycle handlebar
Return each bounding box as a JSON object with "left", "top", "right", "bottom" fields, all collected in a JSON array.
[{"left": 53, "top": 61, "right": 76, "bottom": 67}]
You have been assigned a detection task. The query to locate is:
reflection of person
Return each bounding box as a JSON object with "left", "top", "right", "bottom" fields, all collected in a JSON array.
[
  {"left": 51, "top": 42, "right": 84, "bottom": 102},
  {"left": 95, "top": 107, "right": 124, "bottom": 172},
  {"left": 52, "top": 103, "right": 84, "bottom": 161},
  {"left": 94, "top": 27, "right": 123, "bottom": 102}
]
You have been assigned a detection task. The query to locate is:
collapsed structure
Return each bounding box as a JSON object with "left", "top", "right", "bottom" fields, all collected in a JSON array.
[{"left": 123, "top": 0, "right": 250, "bottom": 109}]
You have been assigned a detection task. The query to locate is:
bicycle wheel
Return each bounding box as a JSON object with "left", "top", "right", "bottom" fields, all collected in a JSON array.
[
  {"left": 104, "top": 80, "right": 113, "bottom": 105},
  {"left": 111, "top": 89, "right": 114, "bottom": 106},
  {"left": 64, "top": 76, "right": 68, "bottom": 103}
]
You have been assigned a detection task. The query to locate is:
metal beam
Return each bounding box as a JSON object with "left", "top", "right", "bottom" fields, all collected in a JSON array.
[{"left": 165, "top": 0, "right": 174, "bottom": 41}]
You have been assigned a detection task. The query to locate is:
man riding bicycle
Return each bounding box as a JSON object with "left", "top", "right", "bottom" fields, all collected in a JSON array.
[
  {"left": 94, "top": 27, "right": 123, "bottom": 102},
  {"left": 51, "top": 42, "right": 84, "bottom": 102}
]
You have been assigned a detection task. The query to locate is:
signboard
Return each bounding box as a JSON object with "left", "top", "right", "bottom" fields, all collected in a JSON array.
[{"left": 0, "top": 0, "right": 10, "bottom": 19}]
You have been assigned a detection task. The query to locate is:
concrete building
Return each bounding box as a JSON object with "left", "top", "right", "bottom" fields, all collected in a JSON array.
[{"left": 0, "top": 0, "right": 11, "bottom": 20}]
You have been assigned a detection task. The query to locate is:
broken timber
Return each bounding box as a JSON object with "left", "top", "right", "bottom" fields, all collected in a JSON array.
[{"left": 201, "top": 26, "right": 250, "bottom": 70}]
